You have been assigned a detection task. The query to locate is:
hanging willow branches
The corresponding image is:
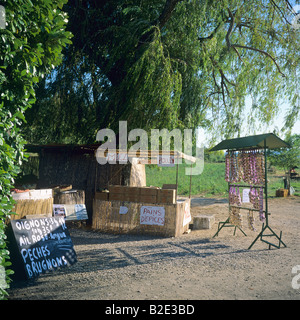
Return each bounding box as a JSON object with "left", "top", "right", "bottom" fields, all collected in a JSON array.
[{"left": 22, "top": 0, "right": 300, "bottom": 143}]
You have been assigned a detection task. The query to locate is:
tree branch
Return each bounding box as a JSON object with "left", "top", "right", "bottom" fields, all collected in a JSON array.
[
  {"left": 210, "top": 55, "right": 235, "bottom": 87},
  {"left": 232, "top": 45, "right": 245, "bottom": 64},
  {"left": 270, "top": 0, "right": 291, "bottom": 25},
  {"left": 231, "top": 44, "right": 286, "bottom": 77},
  {"left": 209, "top": 55, "right": 234, "bottom": 108},
  {"left": 212, "top": 69, "right": 220, "bottom": 90},
  {"left": 136, "top": 0, "right": 183, "bottom": 57},
  {"left": 154, "top": 0, "right": 184, "bottom": 29},
  {"left": 225, "top": 9, "right": 245, "bottom": 64},
  {"left": 224, "top": 8, "right": 285, "bottom": 77},
  {"left": 199, "top": 11, "right": 230, "bottom": 43},
  {"left": 225, "top": 8, "right": 235, "bottom": 49},
  {"left": 199, "top": 21, "right": 224, "bottom": 42}
]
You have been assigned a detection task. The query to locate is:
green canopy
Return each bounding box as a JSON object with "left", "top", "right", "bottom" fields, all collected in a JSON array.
[{"left": 209, "top": 133, "right": 290, "bottom": 151}]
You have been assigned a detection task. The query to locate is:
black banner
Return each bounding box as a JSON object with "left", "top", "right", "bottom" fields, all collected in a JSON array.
[{"left": 8, "top": 216, "right": 77, "bottom": 280}]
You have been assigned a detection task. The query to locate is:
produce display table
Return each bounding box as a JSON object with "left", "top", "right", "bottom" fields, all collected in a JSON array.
[{"left": 92, "top": 186, "right": 191, "bottom": 237}]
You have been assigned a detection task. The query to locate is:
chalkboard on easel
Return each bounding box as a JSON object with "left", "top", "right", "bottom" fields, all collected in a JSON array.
[{"left": 7, "top": 216, "right": 77, "bottom": 280}]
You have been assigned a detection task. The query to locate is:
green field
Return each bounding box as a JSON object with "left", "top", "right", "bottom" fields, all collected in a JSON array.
[{"left": 145, "top": 162, "right": 300, "bottom": 198}]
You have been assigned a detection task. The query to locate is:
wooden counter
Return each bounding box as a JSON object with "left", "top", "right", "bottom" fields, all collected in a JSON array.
[{"left": 92, "top": 196, "right": 191, "bottom": 237}]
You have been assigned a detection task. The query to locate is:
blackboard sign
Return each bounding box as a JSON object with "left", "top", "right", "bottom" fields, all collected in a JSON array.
[{"left": 7, "top": 216, "right": 77, "bottom": 280}]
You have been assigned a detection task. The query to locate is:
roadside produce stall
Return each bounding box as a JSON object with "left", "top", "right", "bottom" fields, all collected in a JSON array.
[
  {"left": 92, "top": 150, "right": 196, "bottom": 237},
  {"left": 210, "top": 133, "right": 290, "bottom": 249}
]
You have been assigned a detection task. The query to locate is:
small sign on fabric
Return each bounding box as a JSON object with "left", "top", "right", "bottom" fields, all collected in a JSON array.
[{"left": 242, "top": 188, "right": 250, "bottom": 203}]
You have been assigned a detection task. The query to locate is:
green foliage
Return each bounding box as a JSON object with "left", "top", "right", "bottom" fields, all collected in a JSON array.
[
  {"left": 268, "top": 134, "right": 300, "bottom": 172},
  {"left": 21, "top": 0, "right": 300, "bottom": 144},
  {"left": 0, "top": 0, "right": 71, "bottom": 299},
  {"left": 204, "top": 149, "right": 225, "bottom": 163}
]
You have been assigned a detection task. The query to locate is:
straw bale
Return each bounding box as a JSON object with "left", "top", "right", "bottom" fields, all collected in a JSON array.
[
  {"left": 11, "top": 197, "right": 53, "bottom": 220},
  {"left": 92, "top": 197, "right": 191, "bottom": 237}
]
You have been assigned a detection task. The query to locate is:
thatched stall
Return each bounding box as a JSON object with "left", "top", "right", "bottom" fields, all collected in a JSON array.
[
  {"left": 25, "top": 144, "right": 146, "bottom": 224},
  {"left": 92, "top": 193, "right": 191, "bottom": 237},
  {"left": 92, "top": 150, "right": 195, "bottom": 237}
]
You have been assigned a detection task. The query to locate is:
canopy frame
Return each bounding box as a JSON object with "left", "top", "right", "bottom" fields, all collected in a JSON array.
[
  {"left": 94, "top": 149, "right": 196, "bottom": 200},
  {"left": 210, "top": 133, "right": 289, "bottom": 250}
]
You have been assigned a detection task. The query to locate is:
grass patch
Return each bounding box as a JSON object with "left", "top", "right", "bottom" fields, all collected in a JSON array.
[
  {"left": 146, "top": 162, "right": 227, "bottom": 197},
  {"left": 145, "top": 162, "right": 300, "bottom": 198}
]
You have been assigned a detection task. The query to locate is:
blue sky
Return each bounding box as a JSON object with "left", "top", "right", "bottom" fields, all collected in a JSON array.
[{"left": 197, "top": 101, "right": 300, "bottom": 148}]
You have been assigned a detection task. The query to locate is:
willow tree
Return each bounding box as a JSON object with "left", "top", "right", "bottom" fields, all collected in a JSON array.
[{"left": 23, "top": 0, "right": 300, "bottom": 143}]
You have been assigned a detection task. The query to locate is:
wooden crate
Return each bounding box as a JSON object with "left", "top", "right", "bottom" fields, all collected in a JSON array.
[
  {"left": 107, "top": 185, "right": 177, "bottom": 204},
  {"left": 109, "top": 193, "right": 124, "bottom": 201},
  {"left": 140, "top": 187, "right": 159, "bottom": 196},
  {"left": 123, "top": 194, "right": 140, "bottom": 202},
  {"left": 95, "top": 191, "right": 109, "bottom": 201},
  {"left": 124, "top": 186, "right": 142, "bottom": 195},
  {"left": 140, "top": 195, "right": 157, "bottom": 204},
  {"left": 108, "top": 185, "right": 127, "bottom": 201},
  {"left": 108, "top": 185, "right": 127, "bottom": 194},
  {"left": 157, "top": 189, "right": 176, "bottom": 204},
  {"left": 276, "top": 188, "right": 289, "bottom": 197},
  {"left": 109, "top": 185, "right": 142, "bottom": 202},
  {"left": 162, "top": 184, "right": 177, "bottom": 190}
]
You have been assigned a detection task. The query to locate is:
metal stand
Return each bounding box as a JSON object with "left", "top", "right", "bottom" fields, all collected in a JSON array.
[
  {"left": 247, "top": 140, "right": 286, "bottom": 250},
  {"left": 213, "top": 217, "right": 247, "bottom": 238},
  {"left": 213, "top": 180, "right": 247, "bottom": 238},
  {"left": 213, "top": 139, "right": 286, "bottom": 250},
  {"left": 248, "top": 223, "right": 285, "bottom": 249}
]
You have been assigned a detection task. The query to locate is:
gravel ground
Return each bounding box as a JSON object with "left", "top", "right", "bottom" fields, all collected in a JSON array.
[{"left": 7, "top": 196, "right": 300, "bottom": 300}]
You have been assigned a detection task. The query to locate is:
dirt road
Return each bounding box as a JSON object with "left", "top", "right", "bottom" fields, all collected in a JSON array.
[{"left": 7, "top": 196, "right": 300, "bottom": 300}]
